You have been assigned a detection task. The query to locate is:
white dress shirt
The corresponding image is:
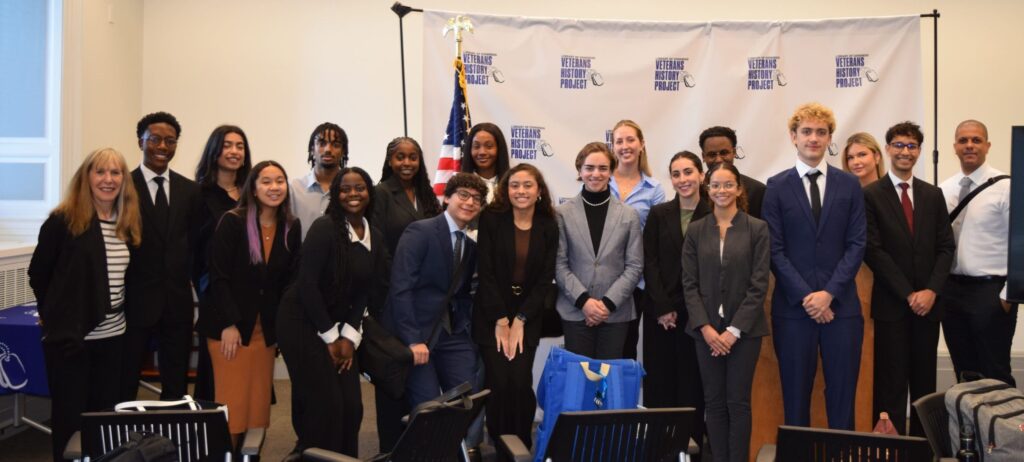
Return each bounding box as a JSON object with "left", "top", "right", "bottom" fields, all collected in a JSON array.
[
  {"left": 939, "top": 164, "right": 1011, "bottom": 299},
  {"left": 888, "top": 171, "right": 915, "bottom": 207},
  {"left": 794, "top": 158, "right": 828, "bottom": 205},
  {"left": 139, "top": 163, "right": 170, "bottom": 203}
]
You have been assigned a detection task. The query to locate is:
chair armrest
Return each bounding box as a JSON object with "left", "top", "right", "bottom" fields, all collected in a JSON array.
[
  {"left": 240, "top": 427, "right": 265, "bottom": 456},
  {"left": 497, "top": 434, "right": 532, "bottom": 462},
  {"left": 687, "top": 437, "right": 700, "bottom": 455},
  {"left": 302, "top": 448, "right": 361, "bottom": 462},
  {"left": 755, "top": 444, "right": 776, "bottom": 462},
  {"left": 63, "top": 430, "right": 82, "bottom": 460}
]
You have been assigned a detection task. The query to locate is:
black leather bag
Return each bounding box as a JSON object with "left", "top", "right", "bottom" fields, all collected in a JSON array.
[
  {"left": 94, "top": 432, "right": 177, "bottom": 462},
  {"left": 358, "top": 315, "right": 414, "bottom": 400}
]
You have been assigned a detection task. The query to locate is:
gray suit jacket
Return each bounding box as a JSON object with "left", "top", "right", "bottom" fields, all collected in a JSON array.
[
  {"left": 555, "top": 195, "right": 643, "bottom": 323},
  {"left": 682, "top": 211, "right": 770, "bottom": 338}
]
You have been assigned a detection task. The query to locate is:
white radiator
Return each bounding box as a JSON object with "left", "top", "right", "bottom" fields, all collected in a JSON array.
[{"left": 0, "top": 244, "right": 35, "bottom": 310}]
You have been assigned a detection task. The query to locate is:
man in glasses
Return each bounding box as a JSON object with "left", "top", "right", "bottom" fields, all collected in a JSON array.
[
  {"left": 383, "top": 173, "right": 488, "bottom": 410},
  {"left": 122, "top": 111, "right": 202, "bottom": 401},
  {"left": 292, "top": 122, "right": 349, "bottom": 240},
  {"left": 763, "top": 102, "right": 866, "bottom": 430},
  {"left": 699, "top": 126, "right": 766, "bottom": 217},
  {"left": 939, "top": 120, "right": 1015, "bottom": 386},
  {"left": 863, "top": 121, "right": 955, "bottom": 435}
]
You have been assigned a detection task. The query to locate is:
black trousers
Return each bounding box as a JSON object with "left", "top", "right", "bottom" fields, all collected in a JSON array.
[
  {"left": 642, "top": 313, "right": 705, "bottom": 462},
  {"left": 872, "top": 314, "right": 940, "bottom": 436},
  {"left": 622, "top": 288, "right": 644, "bottom": 360},
  {"left": 44, "top": 335, "right": 123, "bottom": 462},
  {"left": 119, "top": 318, "right": 193, "bottom": 401},
  {"left": 374, "top": 386, "right": 409, "bottom": 453},
  {"left": 941, "top": 276, "right": 1018, "bottom": 386},
  {"left": 694, "top": 335, "right": 761, "bottom": 462},
  {"left": 481, "top": 345, "right": 538, "bottom": 452},
  {"left": 562, "top": 320, "right": 629, "bottom": 360},
  {"left": 277, "top": 313, "right": 362, "bottom": 457}
]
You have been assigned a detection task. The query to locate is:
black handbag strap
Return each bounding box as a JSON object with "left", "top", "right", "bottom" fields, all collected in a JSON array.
[
  {"left": 950, "top": 175, "right": 1009, "bottom": 221},
  {"left": 426, "top": 252, "right": 468, "bottom": 348}
]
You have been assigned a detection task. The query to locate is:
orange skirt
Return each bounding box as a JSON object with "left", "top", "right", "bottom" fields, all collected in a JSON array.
[{"left": 207, "top": 318, "right": 275, "bottom": 434}]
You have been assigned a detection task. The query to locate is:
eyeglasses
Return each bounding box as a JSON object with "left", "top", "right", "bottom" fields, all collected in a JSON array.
[
  {"left": 889, "top": 142, "right": 920, "bottom": 152},
  {"left": 707, "top": 182, "right": 738, "bottom": 191},
  {"left": 702, "top": 149, "right": 734, "bottom": 160},
  {"left": 454, "top": 189, "right": 484, "bottom": 205},
  {"left": 144, "top": 136, "right": 178, "bottom": 147}
]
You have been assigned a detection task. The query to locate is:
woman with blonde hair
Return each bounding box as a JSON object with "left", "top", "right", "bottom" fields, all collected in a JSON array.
[
  {"left": 29, "top": 147, "right": 142, "bottom": 461},
  {"left": 842, "top": 132, "right": 885, "bottom": 187}
]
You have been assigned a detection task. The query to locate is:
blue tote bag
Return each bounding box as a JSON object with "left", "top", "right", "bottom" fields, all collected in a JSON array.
[{"left": 534, "top": 347, "right": 645, "bottom": 461}]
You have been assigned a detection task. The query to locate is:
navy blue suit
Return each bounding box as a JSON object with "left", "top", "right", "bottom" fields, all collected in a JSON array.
[
  {"left": 763, "top": 164, "right": 866, "bottom": 430},
  {"left": 382, "top": 213, "right": 477, "bottom": 407}
]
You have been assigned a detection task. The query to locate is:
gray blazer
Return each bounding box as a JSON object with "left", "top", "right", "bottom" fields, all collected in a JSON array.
[
  {"left": 555, "top": 195, "right": 643, "bottom": 323},
  {"left": 682, "top": 211, "right": 770, "bottom": 338}
]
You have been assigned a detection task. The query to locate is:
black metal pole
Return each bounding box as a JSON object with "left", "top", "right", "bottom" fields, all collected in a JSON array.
[
  {"left": 922, "top": 10, "right": 940, "bottom": 185},
  {"left": 392, "top": 2, "right": 423, "bottom": 137}
]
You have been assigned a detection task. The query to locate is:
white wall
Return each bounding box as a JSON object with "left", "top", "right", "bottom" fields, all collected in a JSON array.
[{"left": 64, "top": 0, "right": 1023, "bottom": 350}]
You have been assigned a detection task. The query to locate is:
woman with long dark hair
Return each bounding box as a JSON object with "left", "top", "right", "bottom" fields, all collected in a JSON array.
[
  {"left": 278, "top": 166, "right": 388, "bottom": 458},
  {"left": 461, "top": 122, "right": 511, "bottom": 202},
  {"left": 192, "top": 124, "right": 252, "bottom": 400},
  {"left": 198, "top": 160, "right": 300, "bottom": 447},
  {"left": 29, "top": 148, "right": 142, "bottom": 461},
  {"left": 473, "top": 163, "right": 558, "bottom": 452},
  {"left": 642, "top": 151, "right": 710, "bottom": 459},
  {"left": 373, "top": 137, "right": 442, "bottom": 256},
  {"left": 682, "top": 163, "right": 770, "bottom": 462}
]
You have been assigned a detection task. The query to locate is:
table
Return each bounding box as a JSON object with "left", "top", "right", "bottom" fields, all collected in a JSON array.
[{"left": 0, "top": 303, "right": 51, "bottom": 433}]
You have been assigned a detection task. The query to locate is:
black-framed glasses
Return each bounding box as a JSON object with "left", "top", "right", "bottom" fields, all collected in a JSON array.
[
  {"left": 144, "top": 135, "right": 178, "bottom": 147},
  {"left": 889, "top": 142, "right": 920, "bottom": 152}
]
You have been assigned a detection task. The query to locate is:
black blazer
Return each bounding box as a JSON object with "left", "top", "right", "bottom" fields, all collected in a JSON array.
[
  {"left": 286, "top": 215, "right": 389, "bottom": 336},
  {"left": 863, "top": 176, "right": 955, "bottom": 322},
  {"left": 372, "top": 176, "right": 439, "bottom": 256},
  {"left": 192, "top": 184, "right": 238, "bottom": 294},
  {"left": 127, "top": 168, "right": 202, "bottom": 327},
  {"left": 643, "top": 196, "right": 711, "bottom": 321},
  {"left": 196, "top": 212, "right": 301, "bottom": 346},
  {"left": 29, "top": 214, "right": 128, "bottom": 351},
  {"left": 740, "top": 174, "right": 767, "bottom": 219},
  {"left": 472, "top": 208, "right": 559, "bottom": 347},
  {"left": 682, "top": 211, "right": 771, "bottom": 338}
]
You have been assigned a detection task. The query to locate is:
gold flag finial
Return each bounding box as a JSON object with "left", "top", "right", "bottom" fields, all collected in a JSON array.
[{"left": 442, "top": 15, "right": 474, "bottom": 59}]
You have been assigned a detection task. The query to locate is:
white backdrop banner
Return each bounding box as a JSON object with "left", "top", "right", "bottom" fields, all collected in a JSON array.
[{"left": 422, "top": 11, "right": 924, "bottom": 201}]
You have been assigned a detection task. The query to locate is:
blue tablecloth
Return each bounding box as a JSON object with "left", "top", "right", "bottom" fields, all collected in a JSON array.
[{"left": 0, "top": 303, "right": 49, "bottom": 396}]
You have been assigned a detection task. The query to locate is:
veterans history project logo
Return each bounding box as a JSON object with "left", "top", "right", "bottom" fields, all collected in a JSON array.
[
  {"left": 464, "top": 51, "right": 504, "bottom": 85},
  {"left": 561, "top": 55, "right": 604, "bottom": 89},
  {"left": 748, "top": 56, "right": 786, "bottom": 90},
  {"left": 510, "top": 125, "right": 552, "bottom": 160},
  {"left": 835, "top": 54, "right": 879, "bottom": 88},
  {"left": 654, "top": 57, "right": 694, "bottom": 91}
]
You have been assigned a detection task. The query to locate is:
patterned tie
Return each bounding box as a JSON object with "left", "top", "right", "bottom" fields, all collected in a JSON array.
[
  {"left": 899, "top": 182, "right": 914, "bottom": 236},
  {"left": 806, "top": 170, "right": 822, "bottom": 224},
  {"left": 957, "top": 176, "right": 973, "bottom": 202}
]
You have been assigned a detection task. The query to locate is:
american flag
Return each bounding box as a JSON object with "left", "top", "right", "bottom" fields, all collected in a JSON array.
[{"left": 432, "top": 58, "right": 471, "bottom": 196}]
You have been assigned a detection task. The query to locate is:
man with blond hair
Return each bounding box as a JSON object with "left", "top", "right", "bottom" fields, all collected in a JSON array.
[{"left": 763, "top": 102, "right": 866, "bottom": 430}]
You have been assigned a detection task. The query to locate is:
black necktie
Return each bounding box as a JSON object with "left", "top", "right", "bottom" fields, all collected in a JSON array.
[
  {"left": 807, "top": 170, "right": 822, "bottom": 224},
  {"left": 453, "top": 230, "right": 464, "bottom": 272},
  {"left": 441, "top": 230, "right": 465, "bottom": 335},
  {"left": 153, "top": 176, "right": 169, "bottom": 231}
]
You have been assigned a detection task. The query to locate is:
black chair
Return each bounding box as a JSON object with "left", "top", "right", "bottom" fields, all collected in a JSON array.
[
  {"left": 303, "top": 388, "right": 491, "bottom": 462},
  {"left": 66, "top": 408, "right": 264, "bottom": 462},
  {"left": 754, "top": 425, "right": 949, "bottom": 462},
  {"left": 913, "top": 391, "right": 954, "bottom": 460},
  {"left": 498, "top": 407, "right": 700, "bottom": 462}
]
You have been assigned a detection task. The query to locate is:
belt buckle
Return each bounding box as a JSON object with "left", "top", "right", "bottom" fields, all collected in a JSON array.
[{"left": 511, "top": 285, "right": 523, "bottom": 296}]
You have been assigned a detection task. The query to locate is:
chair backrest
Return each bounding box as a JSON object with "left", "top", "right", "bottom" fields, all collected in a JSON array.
[
  {"left": 541, "top": 407, "right": 696, "bottom": 462},
  {"left": 79, "top": 409, "right": 232, "bottom": 462},
  {"left": 913, "top": 390, "right": 953, "bottom": 458},
  {"left": 387, "top": 390, "right": 491, "bottom": 462},
  {"left": 774, "top": 425, "right": 934, "bottom": 461}
]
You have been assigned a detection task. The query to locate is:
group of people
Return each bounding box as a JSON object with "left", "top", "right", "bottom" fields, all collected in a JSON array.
[{"left": 28, "top": 102, "right": 1013, "bottom": 462}]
